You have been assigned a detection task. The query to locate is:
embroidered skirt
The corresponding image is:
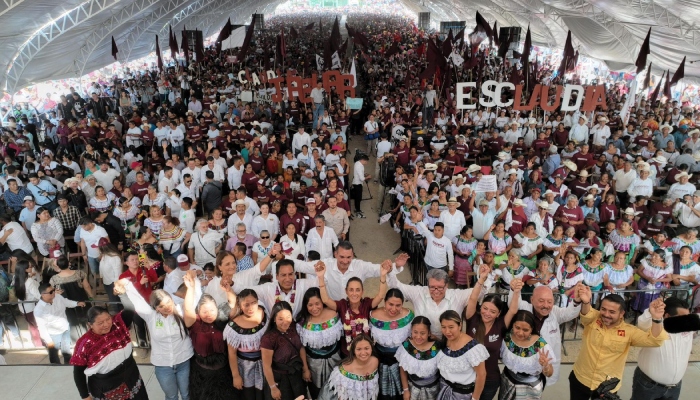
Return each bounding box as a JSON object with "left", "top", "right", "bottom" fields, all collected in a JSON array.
[
  {"left": 307, "top": 345, "right": 343, "bottom": 393},
  {"left": 436, "top": 377, "right": 475, "bottom": 400},
  {"left": 407, "top": 373, "right": 439, "bottom": 400},
  {"left": 88, "top": 356, "right": 148, "bottom": 400},
  {"left": 190, "top": 353, "right": 238, "bottom": 400},
  {"left": 498, "top": 369, "right": 545, "bottom": 400},
  {"left": 376, "top": 345, "right": 402, "bottom": 400}
]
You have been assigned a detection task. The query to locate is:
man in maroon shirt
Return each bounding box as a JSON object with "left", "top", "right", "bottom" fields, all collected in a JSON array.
[
  {"left": 302, "top": 198, "right": 319, "bottom": 236},
  {"left": 571, "top": 144, "right": 595, "bottom": 174},
  {"left": 187, "top": 124, "right": 204, "bottom": 145},
  {"left": 485, "top": 130, "right": 505, "bottom": 155},
  {"left": 279, "top": 202, "right": 305, "bottom": 236},
  {"left": 129, "top": 172, "right": 150, "bottom": 201},
  {"left": 392, "top": 138, "right": 410, "bottom": 167},
  {"left": 570, "top": 170, "right": 591, "bottom": 198},
  {"left": 554, "top": 195, "right": 584, "bottom": 230},
  {"left": 443, "top": 147, "right": 461, "bottom": 169},
  {"left": 507, "top": 199, "right": 529, "bottom": 236},
  {"left": 253, "top": 180, "right": 272, "bottom": 205},
  {"left": 532, "top": 131, "right": 551, "bottom": 158}
]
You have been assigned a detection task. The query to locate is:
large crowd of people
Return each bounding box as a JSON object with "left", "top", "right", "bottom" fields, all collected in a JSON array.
[{"left": 0, "top": 8, "right": 697, "bottom": 400}]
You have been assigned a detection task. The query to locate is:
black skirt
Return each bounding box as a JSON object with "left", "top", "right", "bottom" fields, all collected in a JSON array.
[
  {"left": 87, "top": 356, "right": 148, "bottom": 400},
  {"left": 189, "top": 353, "right": 239, "bottom": 400}
]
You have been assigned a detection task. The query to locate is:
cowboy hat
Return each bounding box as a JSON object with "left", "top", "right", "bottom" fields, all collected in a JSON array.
[
  {"left": 623, "top": 207, "right": 641, "bottom": 216},
  {"left": 509, "top": 121, "right": 520, "bottom": 127},
  {"left": 583, "top": 194, "right": 595, "bottom": 201},
  {"left": 447, "top": 197, "right": 460, "bottom": 204},
  {"left": 424, "top": 163, "right": 438, "bottom": 171},
  {"left": 510, "top": 160, "right": 519, "bottom": 166},
  {"left": 497, "top": 151, "right": 509, "bottom": 159},
  {"left": 562, "top": 160, "right": 578, "bottom": 171},
  {"left": 659, "top": 124, "right": 673, "bottom": 131},
  {"left": 543, "top": 189, "right": 556, "bottom": 196},
  {"left": 650, "top": 155, "right": 667, "bottom": 164},
  {"left": 467, "top": 164, "right": 481, "bottom": 174},
  {"left": 513, "top": 199, "right": 525, "bottom": 207},
  {"left": 578, "top": 170, "right": 590, "bottom": 177},
  {"left": 689, "top": 129, "right": 700, "bottom": 136},
  {"left": 453, "top": 175, "right": 465, "bottom": 181},
  {"left": 675, "top": 171, "right": 693, "bottom": 180},
  {"left": 538, "top": 201, "right": 550, "bottom": 209},
  {"left": 579, "top": 115, "right": 588, "bottom": 123},
  {"left": 233, "top": 199, "right": 248, "bottom": 209},
  {"left": 528, "top": 118, "right": 537, "bottom": 125},
  {"left": 586, "top": 184, "right": 601, "bottom": 192}
]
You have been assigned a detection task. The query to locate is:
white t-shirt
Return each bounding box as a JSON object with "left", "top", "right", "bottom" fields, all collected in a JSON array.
[
  {"left": 0, "top": 221, "right": 34, "bottom": 254},
  {"left": 81, "top": 225, "right": 109, "bottom": 258}
]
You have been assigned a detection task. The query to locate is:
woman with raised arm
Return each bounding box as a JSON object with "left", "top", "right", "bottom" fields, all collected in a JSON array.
[
  {"left": 297, "top": 287, "right": 343, "bottom": 399},
  {"left": 182, "top": 269, "right": 238, "bottom": 400},
  {"left": 464, "top": 271, "right": 522, "bottom": 400},
  {"left": 317, "top": 259, "right": 389, "bottom": 357},
  {"left": 369, "top": 285, "right": 414, "bottom": 400},
  {"left": 113, "top": 277, "right": 193, "bottom": 400}
]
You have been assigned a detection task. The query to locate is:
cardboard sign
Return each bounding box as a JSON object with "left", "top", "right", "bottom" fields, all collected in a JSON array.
[
  {"left": 346, "top": 98, "right": 364, "bottom": 109},
  {"left": 473, "top": 175, "right": 498, "bottom": 193},
  {"left": 235, "top": 69, "right": 356, "bottom": 103},
  {"left": 240, "top": 91, "right": 253, "bottom": 102}
]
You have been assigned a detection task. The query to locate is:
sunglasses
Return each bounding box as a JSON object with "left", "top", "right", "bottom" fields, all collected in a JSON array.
[
  {"left": 260, "top": 236, "right": 270, "bottom": 239},
  {"left": 43, "top": 290, "right": 55, "bottom": 295}
]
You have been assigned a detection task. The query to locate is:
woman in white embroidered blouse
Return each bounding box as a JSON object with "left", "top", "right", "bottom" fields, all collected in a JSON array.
[
  {"left": 435, "top": 310, "right": 489, "bottom": 400},
  {"left": 396, "top": 316, "right": 441, "bottom": 400},
  {"left": 297, "top": 287, "right": 343, "bottom": 399},
  {"left": 498, "top": 310, "right": 555, "bottom": 400},
  {"left": 252, "top": 203, "right": 280, "bottom": 240},
  {"left": 318, "top": 333, "right": 380, "bottom": 400}
]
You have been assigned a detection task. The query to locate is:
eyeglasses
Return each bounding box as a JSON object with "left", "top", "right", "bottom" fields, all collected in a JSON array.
[
  {"left": 260, "top": 236, "right": 270, "bottom": 239},
  {"left": 185, "top": 180, "right": 192, "bottom": 184},
  {"left": 428, "top": 286, "right": 446, "bottom": 292},
  {"left": 43, "top": 290, "right": 55, "bottom": 295}
]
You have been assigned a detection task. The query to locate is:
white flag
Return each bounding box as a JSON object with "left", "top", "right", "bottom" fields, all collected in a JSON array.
[
  {"left": 350, "top": 59, "right": 357, "bottom": 87},
  {"left": 221, "top": 26, "right": 247, "bottom": 50},
  {"left": 331, "top": 51, "right": 341, "bottom": 70},
  {"left": 620, "top": 80, "right": 637, "bottom": 125},
  {"left": 315, "top": 54, "right": 324, "bottom": 71},
  {"left": 448, "top": 50, "right": 464, "bottom": 67}
]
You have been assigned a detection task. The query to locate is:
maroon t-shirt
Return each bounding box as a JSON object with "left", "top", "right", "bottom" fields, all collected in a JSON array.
[
  {"left": 259, "top": 324, "right": 303, "bottom": 371},
  {"left": 130, "top": 181, "right": 150, "bottom": 200},
  {"left": 466, "top": 314, "right": 507, "bottom": 382},
  {"left": 393, "top": 146, "right": 410, "bottom": 166}
]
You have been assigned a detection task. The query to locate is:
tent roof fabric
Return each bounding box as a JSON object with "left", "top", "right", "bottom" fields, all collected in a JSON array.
[{"left": 1, "top": 0, "right": 698, "bottom": 92}]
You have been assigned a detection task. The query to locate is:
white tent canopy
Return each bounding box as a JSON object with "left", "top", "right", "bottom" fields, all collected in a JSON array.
[{"left": 1, "top": 0, "right": 699, "bottom": 95}]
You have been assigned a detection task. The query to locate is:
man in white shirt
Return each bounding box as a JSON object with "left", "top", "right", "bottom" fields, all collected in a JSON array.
[
  {"left": 351, "top": 154, "right": 370, "bottom": 218},
  {"left": 293, "top": 242, "right": 408, "bottom": 301},
  {"left": 569, "top": 115, "right": 589, "bottom": 144},
  {"left": 516, "top": 284, "right": 583, "bottom": 385},
  {"left": 388, "top": 265, "right": 485, "bottom": 338},
  {"left": 590, "top": 116, "right": 611, "bottom": 151},
  {"left": 200, "top": 157, "right": 225, "bottom": 184},
  {"left": 310, "top": 82, "right": 326, "bottom": 130},
  {"left": 176, "top": 174, "right": 199, "bottom": 200},
  {"left": 631, "top": 297, "right": 694, "bottom": 400},
  {"left": 188, "top": 98, "right": 202, "bottom": 114},
  {"left": 167, "top": 121, "right": 185, "bottom": 155},
  {"left": 188, "top": 219, "right": 223, "bottom": 266},
  {"left": 291, "top": 127, "right": 311, "bottom": 155},
  {"left": 667, "top": 171, "right": 695, "bottom": 200},
  {"left": 305, "top": 215, "right": 339, "bottom": 260},
  {"left": 79, "top": 217, "right": 109, "bottom": 279},
  {"left": 417, "top": 220, "right": 454, "bottom": 276},
  {"left": 34, "top": 284, "right": 85, "bottom": 364},
  {"left": 227, "top": 156, "right": 245, "bottom": 190},
  {"left": 158, "top": 166, "right": 177, "bottom": 193},
  {"left": 675, "top": 190, "right": 700, "bottom": 228},
  {"left": 438, "top": 198, "right": 466, "bottom": 240},
  {"left": 92, "top": 160, "right": 121, "bottom": 191},
  {"left": 0, "top": 216, "right": 36, "bottom": 257},
  {"left": 178, "top": 197, "right": 196, "bottom": 233},
  {"left": 613, "top": 161, "right": 637, "bottom": 206},
  {"left": 162, "top": 257, "right": 187, "bottom": 303},
  {"left": 627, "top": 166, "right": 653, "bottom": 199}
]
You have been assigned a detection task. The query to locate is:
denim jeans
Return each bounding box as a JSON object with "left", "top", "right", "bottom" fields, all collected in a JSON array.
[
  {"left": 88, "top": 256, "right": 100, "bottom": 276},
  {"left": 48, "top": 330, "right": 72, "bottom": 364},
  {"left": 313, "top": 103, "right": 325, "bottom": 130},
  {"left": 630, "top": 367, "right": 682, "bottom": 400},
  {"left": 154, "top": 359, "right": 191, "bottom": 400}
]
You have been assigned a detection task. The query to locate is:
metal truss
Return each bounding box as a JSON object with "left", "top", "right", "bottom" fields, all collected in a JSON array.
[
  {"left": 476, "top": 0, "right": 559, "bottom": 49},
  {"left": 120, "top": 0, "right": 197, "bottom": 60},
  {"left": 0, "top": 0, "right": 28, "bottom": 18},
  {"left": 629, "top": 0, "right": 700, "bottom": 49},
  {"left": 4, "top": 0, "right": 121, "bottom": 94},
  {"left": 74, "top": 0, "right": 161, "bottom": 76},
  {"left": 156, "top": 0, "right": 247, "bottom": 47}
]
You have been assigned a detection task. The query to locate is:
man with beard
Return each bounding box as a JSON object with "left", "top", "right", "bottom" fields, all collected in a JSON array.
[{"left": 569, "top": 287, "right": 668, "bottom": 400}]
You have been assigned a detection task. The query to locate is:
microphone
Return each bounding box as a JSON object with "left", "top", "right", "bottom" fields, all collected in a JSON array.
[{"left": 663, "top": 314, "right": 700, "bottom": 334}]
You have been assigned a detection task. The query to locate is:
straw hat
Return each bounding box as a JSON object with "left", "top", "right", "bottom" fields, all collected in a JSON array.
[
  {"left": 675, "top": 171, "right": 693, "bottom": 180},
  {"left": 578, "top": 170, "right": 590, "bottom": 177},
  {"left": 562, "top": 160, "right": 578, "bottom": 171},
  {"left": 467, "top": 164, "right": 481, "bottom": 174}
]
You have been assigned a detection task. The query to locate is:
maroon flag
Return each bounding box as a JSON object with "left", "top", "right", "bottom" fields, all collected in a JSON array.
[
  {"left": 155, "top": 35, "right": 163, "bottom": 71},
  {"left": 521, "top": 26, "right": 531, "bottom": 65},
  {"left": 330, "top": 16, "right": 341, "bottom": 51},
  {"left": 385, "top": 41, "right": 400, "bottom": 58},
  {"left": 497, "top": 30, "right": 511, "bottom": 59},
  {"left": 557, "top": 30, "right": 575, "bottom": 77},
  {"left": 649, "top": 70, "right": 664, "bottom": 104},
  {"left": 454, "top": 27, "right": 465, "bottom": 46},
  {"left": 492, "top": 21, "right": 499, "bottom": 47},
  {"left": 670, "top": 56, "right": 686, "bottom": 86},
  {"left": 111, "top": 36, "right": 118, "bottom": 61},
  {"left": 169, "top": 26, "right": 178, "bottom": 59},
  {"left": 427, "top": 39, "right": 447, "bottom": 70},
  {"left": 194, "top": 30, "right": 204, "bottom": 62},
  {"left": 475, "top": 11, "right": 493, "bottom": 39},
  {"left": 290, "top": 26, "right": 298, "bottom": 40},
  {"left": 664, "top": 69, "right": 672, "bottom": 99},
  {"left": 643, "top": 62, "right": 653, "bottom": 90},
  {"left": 279, "top": 29, "right": 287, "bottom": 59},
  {"left": 181, "top": 26, "right": 189, "bottom": 66},
  {"left": 442, "top": 30, "right": 453, "bottom": 56},
  {"left": 215, "top": 18, "right": 233, "bottom": 54},
  {"left": 238, "top": 16, "right": 256, "bottom": 61},
  {"left": 635, "top": 27, "right": 651, "bottom": 74},
  {"left": 305, "top": 22, "right": 315, "bottom": 31}
]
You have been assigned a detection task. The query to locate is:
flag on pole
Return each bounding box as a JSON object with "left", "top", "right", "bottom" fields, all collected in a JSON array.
[
  {"left": 181, "top": 25, "right": 190, "bottom": 66},
  {"left": 663, "top": 69, "right": 672, "bottom": 99},
  {"left": 350, "top": 59, "right": 357, "bottom": 87},
  {"left": 649, "top": 70, "right": 664, "bottom": 104},
  {"left": 331, "top": 51, "right": 341, "bottom": 70},
  {"left": 557, "top": 31, "right": 575, "bottom": 77},
  {"left": 169, "top": 26, "right": 178, "bottom": 59},
  {"left": 155, "top": 35, "right": 163, "bottom": 71},
  {"left": 492, "top": 21, "right": 499, "bottom": 47},
  {"left": 290, "top": 27, "right": 298, "bottom": 40},
  {"left": 670, "top": 56, "right": 686, "bottom": 87},
  {"left": 643, "top": 62, "right": 652, "bottom": 90},
  {"left": 111, "top": 36, "right": 118, "bottom": 61},
  {"left": 215, "top": 18, "right": 233, "bottom": 54},
  {"left": 635, "top": 27, "right": 651, "bottom": 74},
  {"left": 194, "top": 29, "right": 204, "bottom": 61},
  {"left": 315, "top": 54, "right": 324, "bottom": 71},
  {"left": 620, "top": 79, "right": 637, "bottom": 125},
  {"left": 305, "top": 22, "right": 315, "bottom": 31},
  {"left": 238, "top": 15, "right": 256, "bottom": 60}
]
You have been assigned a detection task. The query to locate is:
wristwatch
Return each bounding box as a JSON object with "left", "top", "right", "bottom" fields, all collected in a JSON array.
[{"left": 651, "top": 318, "right": 663, "bottom": 324}]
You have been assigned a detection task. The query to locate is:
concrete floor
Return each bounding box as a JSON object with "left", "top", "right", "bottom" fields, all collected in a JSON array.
[{"left": 2, "top": 138, "right": 700, "bottom": 398}]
